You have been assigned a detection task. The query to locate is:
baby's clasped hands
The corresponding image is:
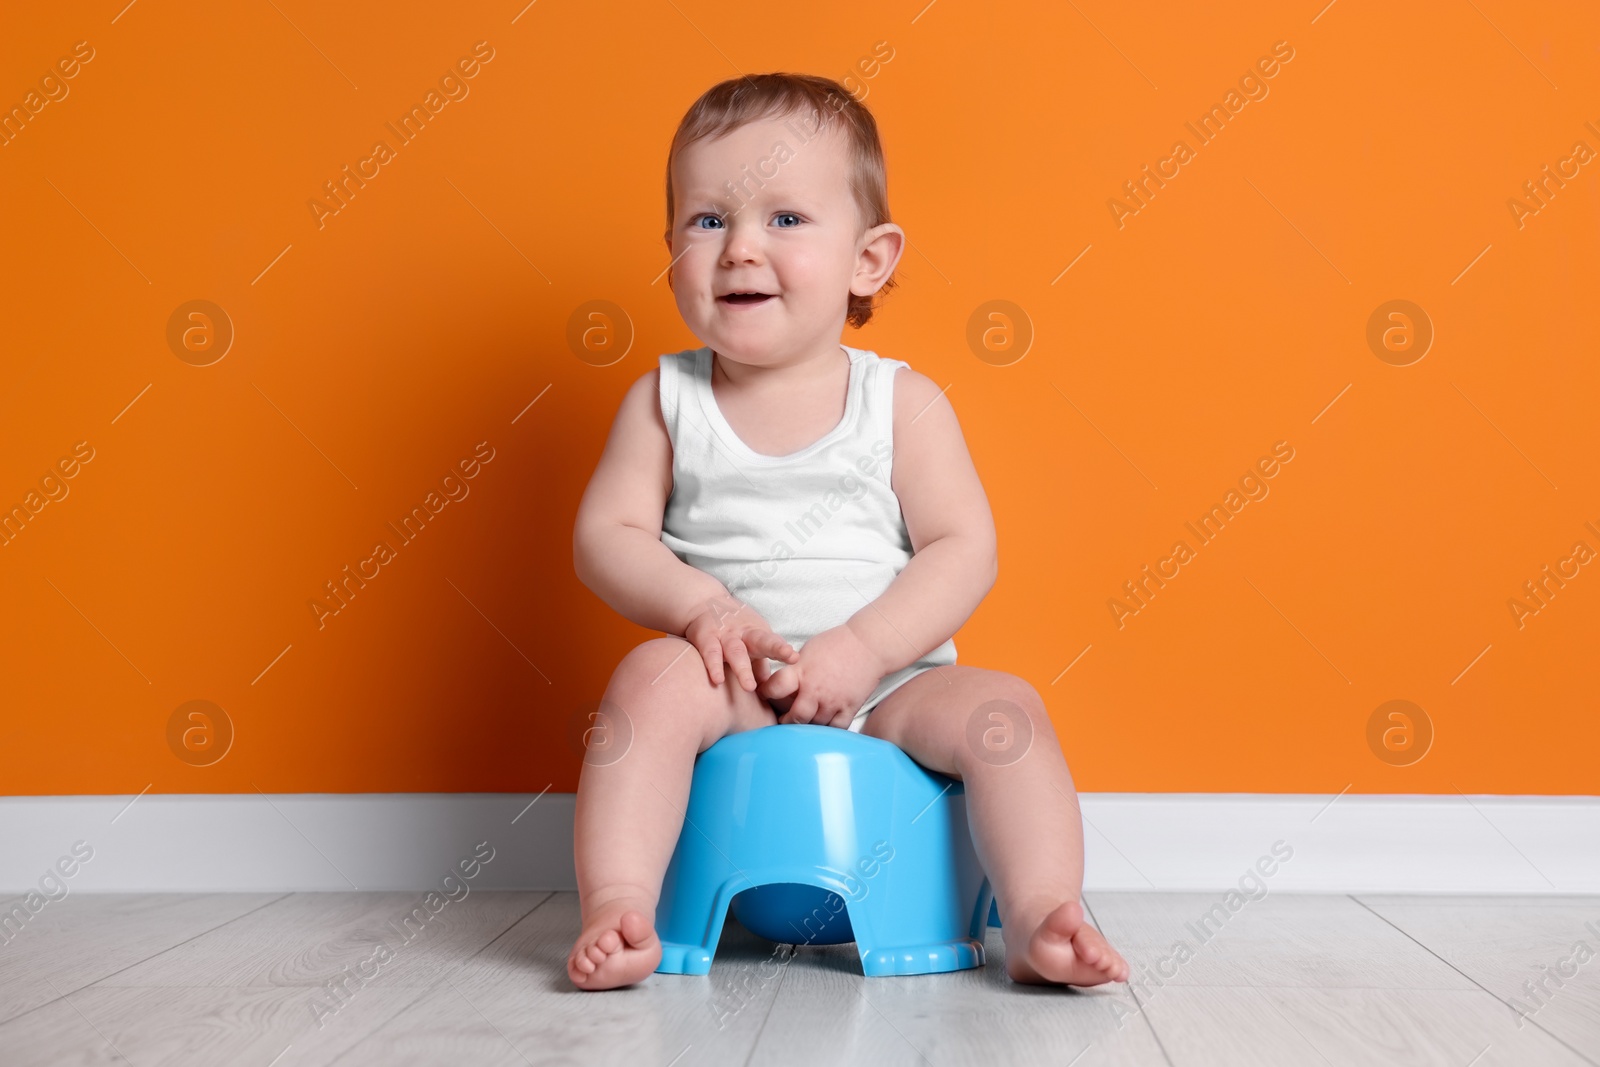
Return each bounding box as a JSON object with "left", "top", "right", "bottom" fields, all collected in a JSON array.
[{"left": 756, "top": 622, "right": 888, "bottom": 730}]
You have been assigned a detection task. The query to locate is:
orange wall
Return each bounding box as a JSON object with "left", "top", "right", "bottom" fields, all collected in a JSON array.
[{"left": 2, "top": 2, "right": 1595, "bottom": 796}]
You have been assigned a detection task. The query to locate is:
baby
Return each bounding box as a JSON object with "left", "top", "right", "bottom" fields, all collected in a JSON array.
[{"left": 568, "top": 72, "right": 1128, "bottom": 991}]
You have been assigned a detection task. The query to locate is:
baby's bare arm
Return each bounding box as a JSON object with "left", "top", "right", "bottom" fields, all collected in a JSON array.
[
  {"left": 845, "top": 367, "right": 999, "bottom": 674},
  {"left": 574, "top": 369, "right": 727, "bottom": 636}
]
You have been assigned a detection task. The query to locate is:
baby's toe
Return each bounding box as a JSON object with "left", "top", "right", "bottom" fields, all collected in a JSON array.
[
  {"left": 619, "top": 910, "right": 654, "bottom": 946},
  {"left": 1096, "top": 948, "right": 1128, "bottom": 980}
]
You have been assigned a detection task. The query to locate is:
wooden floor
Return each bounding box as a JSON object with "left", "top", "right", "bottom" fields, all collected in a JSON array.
[{"left": 1, "top": 891, "right": 1596, "bottom": 1066}]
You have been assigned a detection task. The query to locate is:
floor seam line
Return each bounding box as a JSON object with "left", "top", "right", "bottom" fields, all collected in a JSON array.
[
  {"left": 739, "top": 936, "right": 795, "bottom": 1067},
  {"left": 0, "top": 891, "right": 293, "bottom": 1029},
  {"left": 1348, "top": 893, "right": 1600, "bottom": 1067},
  {"left": 1082, "top": 892, "right": 1178, "bottom": 1067},
  {"left": 323, "top": 890, "right": 556, "bottom": 1067}
]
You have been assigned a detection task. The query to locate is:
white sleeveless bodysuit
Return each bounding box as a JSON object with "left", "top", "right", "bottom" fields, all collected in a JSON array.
[{"left": 658, "top": 343, "right": 957, "bottom": 731}]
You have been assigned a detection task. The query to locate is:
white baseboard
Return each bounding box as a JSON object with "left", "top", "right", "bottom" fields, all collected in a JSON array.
[{"left": 2, "top": 793, "right": 1596, "bottom": 895}]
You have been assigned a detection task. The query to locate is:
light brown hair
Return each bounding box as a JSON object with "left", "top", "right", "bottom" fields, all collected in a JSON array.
[{"left": 664, "top": 72, "right": 895, "bottom": 329}]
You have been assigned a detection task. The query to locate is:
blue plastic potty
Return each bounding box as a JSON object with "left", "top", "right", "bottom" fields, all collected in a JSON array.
[{"left": 655, "top": 723, "right": 1002, "bottom": 977}]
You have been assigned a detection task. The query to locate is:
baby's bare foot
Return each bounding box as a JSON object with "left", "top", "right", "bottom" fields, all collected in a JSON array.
[
  {"left": 567, "top": 900, "right": 662, "bottom": 990},
  {"left": 1005, "top": 899, "right": 1129, "bottom": 986}
]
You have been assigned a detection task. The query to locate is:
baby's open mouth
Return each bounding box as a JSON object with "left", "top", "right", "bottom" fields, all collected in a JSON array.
[{"left": 719, "top": 292, "right": 775, "bottom": 305}]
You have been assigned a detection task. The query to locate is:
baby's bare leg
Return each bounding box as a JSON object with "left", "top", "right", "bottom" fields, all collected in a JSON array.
[
  {"left": 862, "top": 666, "right": 1130, "bottom": 986},
  {"left": 569, "top": 636, "right": 777, "bottom": 990}
]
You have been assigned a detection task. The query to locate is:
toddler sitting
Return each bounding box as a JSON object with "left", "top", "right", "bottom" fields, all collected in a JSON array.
[{"left": 568, "top": 72, "right": 1128, "bottom": 992}]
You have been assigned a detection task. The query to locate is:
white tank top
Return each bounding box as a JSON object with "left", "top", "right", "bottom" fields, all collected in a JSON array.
[{"left": 658, "top": 343, "right": 957, "bottom": 721}]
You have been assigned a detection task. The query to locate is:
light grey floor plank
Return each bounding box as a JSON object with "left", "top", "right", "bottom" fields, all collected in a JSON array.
[
  {"left": 1356, "top": 895, "right": 1600, "bottom": 1060},
  {"left": 0, "top": 892, "right": 286, "bottom": 1024},
  {"left": 0, "top": 893, "right": 552, "bottom": 1067},
  {"left": 7, "top": 891, "right": 1595, "bottom": 1066},
  {"left": 0, "top": 984, "right": 429, "bottom": 1067},
  {"left": 332, "top": 892, "right": 793, "bottom": 1066},
  {"left": 1360, "top": 895, "right": 1600, "bottom": 908},
  {"left": 99, "top": 890, "right": 549, "bottom": 989},
  {"left": 745, "top": 910, "right": 1170, "bottom": 1066},
  {"left": 1135, "top": 985, "right": 1591, "bottom": 1067},
  {"left": 1090, "top": 891, "right": 1477, "bottom": 989}
]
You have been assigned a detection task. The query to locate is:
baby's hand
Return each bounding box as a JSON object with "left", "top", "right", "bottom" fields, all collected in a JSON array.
[
  {"left": 683, "top": 594, "right": 798, "bottom": 692},
  {"left": 758, "top": 623, "right": 888, "bottom": 730}
]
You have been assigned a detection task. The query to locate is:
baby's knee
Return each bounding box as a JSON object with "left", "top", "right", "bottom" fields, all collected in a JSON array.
[
  {"left": 955, "top": 673, "right": 1059, "bottom": 768},
  {"left": 611, "top": 636, "right": 704, "bottom": 694},
  {"left": 991, "top": 675, "right": 1057, "bottom": 742},
  {"left": 605, "top": 637, "right": 741, "bottom": 743}
]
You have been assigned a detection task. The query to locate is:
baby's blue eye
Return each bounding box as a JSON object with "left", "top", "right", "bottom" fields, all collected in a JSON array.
[{"left": 691, "top": 212, "right": 801, "bottom": 230}]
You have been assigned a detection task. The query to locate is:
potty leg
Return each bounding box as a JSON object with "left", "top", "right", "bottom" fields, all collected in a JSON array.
[
  {"left": 655, "top": 875, "right": 740, "bottom": 976},
  {"left": 855, "top": 908, "right": 986, "bottom": 977},
  {"left": 849, "top": 893, "right": 987, "bottom": 977}
]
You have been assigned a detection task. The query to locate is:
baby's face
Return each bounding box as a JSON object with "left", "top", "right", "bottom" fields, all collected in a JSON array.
[{"left": 667, "top": 115, "right": 899, "bottom": 366}]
